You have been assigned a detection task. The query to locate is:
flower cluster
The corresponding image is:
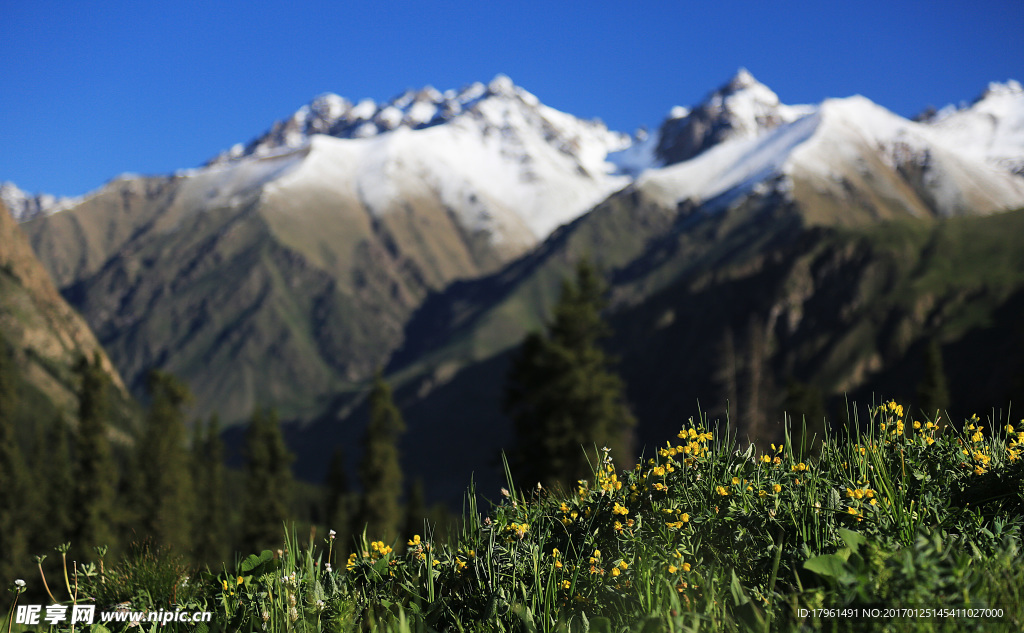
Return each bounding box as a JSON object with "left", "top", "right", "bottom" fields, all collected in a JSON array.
[
  {"left": 1006, "top": 422, "right": 1024, "bottom": 462},
  {"left": 329, "top": 402, "right": 1024, "bottom": 631}
]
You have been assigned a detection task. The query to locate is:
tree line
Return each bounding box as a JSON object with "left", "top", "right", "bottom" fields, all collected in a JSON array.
[
  {"left": 0, "top": 258, "right": 656, "bottom": 587},
  {"left": 0, "top": 348, "right": 449, "bottom": 589},
  {"left": 3, "top": 255, "right": 953, "bottom": 590}
]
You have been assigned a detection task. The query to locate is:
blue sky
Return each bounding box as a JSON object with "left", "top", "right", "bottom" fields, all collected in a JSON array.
[{"left": 2, "top": 0, "right": 1021, "bottom": 198}]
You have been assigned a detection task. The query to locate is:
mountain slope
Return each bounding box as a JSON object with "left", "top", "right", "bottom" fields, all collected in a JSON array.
[
  {"left": 344, "top": 204, "right": 1024, "bottom": 503},
  {"left": 13, "top": 71, "right": 1024, "bottom": 446},
  {"left": 384, "top": 74, "right": 1024, "bottom": 383},
  {"left": 19, "top": 76, "right": 632, "bottom": 424},
  {"left": 0, "top": 201, "right": 133, "bottom": 433}
]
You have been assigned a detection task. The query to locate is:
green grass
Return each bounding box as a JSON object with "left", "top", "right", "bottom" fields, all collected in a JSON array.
[{"left": 7, "top": 401, "right": 1024, "bottom": 632}]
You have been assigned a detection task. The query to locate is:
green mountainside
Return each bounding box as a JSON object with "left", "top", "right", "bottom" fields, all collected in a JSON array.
[{"left": 300, "top": 200, "right": 1024, "bottom": 502}]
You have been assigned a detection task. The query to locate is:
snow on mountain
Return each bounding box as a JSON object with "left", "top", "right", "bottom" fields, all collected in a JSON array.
[
  {"left": 791, "top": 95, "right": 1024, "bottom": 216},
  {"left": 653, "top": 69, "right": 815, "bottom": 168},
  {"left": 12, "top": 72, "right": 1024, "bottom": 240},
  {"left": 0, "top": 182, "right": 81, "bottom": 222},
  {"left": 921, "top": 80, "right": 1024, "bottom": 175},
  {"left": 636, "top": 86, "right": 1024, "bottom": 218},
  {"left": 206, "top": 75, "right": 632, "bottom": 244},
  {"left": 607, "top": 127, "right": 660, "bottom": 177},
  {"left": 636, "top": 109, "right": 821, "bottom": 209}
]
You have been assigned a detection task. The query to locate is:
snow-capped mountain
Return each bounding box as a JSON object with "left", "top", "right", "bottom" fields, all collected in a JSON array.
[
  {"left": 653, "top": 69, "right": 815, "bottom": 168},
  {"left": 15, "top": 76, "right": 635, "bottom": 424},
  {"left": 0, "top": 182, "right": 80, "bottom": 222},
  {"left": 921, "top": 80, "right": 1024, "bottom": 176},
  {"left": 13, "top": 71, "right": 1024, "bottom": 431},
  {"left": 635, "top": 74, "right": 1024, "bottom": 219},
  {"left": 206, "top": 74, "right": 631, "bottom": 245}
]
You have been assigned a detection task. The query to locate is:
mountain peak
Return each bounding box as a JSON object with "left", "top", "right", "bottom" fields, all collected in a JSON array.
[
  {"left": 487, "top": 73, "right": 517, "bottom": 97},
  {"left": 724, "top": 67, "right": 760, "bottom": 92},
  {"left": 209, "top": 75, "right": 553, "bottom": 164},
  {"left": 0, "top": 181, "right": 79, "bottom": 222},
  {"left": 921, "top": 78, "right": 1024, "bottom": 176},
  {"left": 704, "top": 68, "right": 781, "bottom": 112},
  {"left": 654, "top": 69, "right": 807, "bottom": 167},
  {"left": 981, "top": 79, "right": 1023, "bottom": 100}
]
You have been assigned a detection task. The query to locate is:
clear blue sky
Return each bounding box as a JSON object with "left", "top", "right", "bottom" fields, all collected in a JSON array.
[{"left": 2, "top": 0, "right": 1021, "bottom": 198}]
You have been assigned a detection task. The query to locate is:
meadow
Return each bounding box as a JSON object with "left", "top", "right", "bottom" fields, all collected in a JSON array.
[{"left": 6, "top": 400, "right": 1023, "bottom": 632}]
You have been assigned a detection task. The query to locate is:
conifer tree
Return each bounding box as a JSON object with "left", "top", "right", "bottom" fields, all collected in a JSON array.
[
  {"left": 131, "top": 371, "right": 194, "bottom": 552},
  {"left": 917, "top": 339, "right": 951, "bottom": 420},
  {"left": 192, "top": 414, "right": 228, "bottom": 565},
  {"left": 0, "top": 339, "right": 30, "bottom": 583},
  {"left": 357, "top": 372, "right": 406, "bottom": 541},
  {"left": 72, "top": 352, "right": 119, "bottom": 555},
  {"left": 30, "top": 412, "right": 74, "bottom": 553},
  {"left": 324, "top": 445, "right": 353, "bottom": 557},
  {"left": 504, "top": 258, "right": 636, "bottom": 490},
  {"left": 240, "top": 407, "right": 294, "bottom": 553}
]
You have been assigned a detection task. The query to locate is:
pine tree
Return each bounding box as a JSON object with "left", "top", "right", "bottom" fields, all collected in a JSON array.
[
  {"left": 0, "top": 339, "right": 30, "bottom": 583},
  {"left": 504, "top": 258, "right": 636, "bottom": 491},
  {"left": 917, "top": 339, "right": 951, "bottom": 420},
  {"left": 240, "top": 407, "right": 294, "bottom": 553},
  {"left": 192, "top": 414, "right": 228, "bottom": 565},
  {"left": 357, "top": 372, "right": 406, "bottom": 542},
  {"left": 131, "top": 371, "right": 194, "bottom": 552},
  {"left": 324, "top": 445, "right": 353, "bottom": 557},
  {"left": 72, "top": 352, "right": 119, "bottom": 555},
  {"left": 30, "top": 412, "right": 74, "bottom": 553}
]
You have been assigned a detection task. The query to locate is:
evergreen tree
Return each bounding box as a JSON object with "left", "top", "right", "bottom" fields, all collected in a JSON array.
[
  {"left": 192, "top": 414, "right": 228, "bottom": 565},
  {"left": 357, "top": 372, "right": 406, "bottom": 542},
  {"left": 240, "top": 407, "right": 294, "bottom": 553},
  {"left": 132, "top": 371, "right": 194, "bottom": 552},
  {"left": 72, "top": 352, "right": 119, "bottom": 555},
  {"left": 29, "top": 412, "right": 74, "bottom": 553},
  {"left": 324, "top": 445, "right": 353, "bottom": 557},
  {"left": 917, "top": 339, "right": 951, "bottom": 420},
  {"left": 504, "top": 258, "right": 636, "bottom": 490},
  {"left": 0, "top": 339, "right": 30, "bottom": 583}
]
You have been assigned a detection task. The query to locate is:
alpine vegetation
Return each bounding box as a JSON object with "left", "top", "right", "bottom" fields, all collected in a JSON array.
[{"left": 8, "top": 401, "right": 1023, "bottom": 632}]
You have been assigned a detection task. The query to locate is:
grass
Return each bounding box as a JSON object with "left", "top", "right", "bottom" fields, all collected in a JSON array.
[{"left": 6, "top": 400, "right": 1024, "bottom": 632}]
